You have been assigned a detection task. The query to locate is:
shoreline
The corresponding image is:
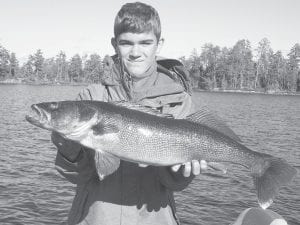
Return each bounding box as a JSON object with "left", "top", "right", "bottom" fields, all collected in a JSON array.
[
  {"left": 0, "top": 80, "right": 299, "bottom": 96},
  {"left": 193, "top": 88, "right": 300, "bottom": 96},
  {"left": 0, "top": 80, "right": 88, "bottom": 86}
]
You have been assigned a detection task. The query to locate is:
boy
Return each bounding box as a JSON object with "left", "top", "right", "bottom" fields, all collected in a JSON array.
[
  {"left": 51, "top": 2, "right": 288, "bottom": 225},
  {"left": 52, "top": 2, "right": 205, "bottom": 225}
]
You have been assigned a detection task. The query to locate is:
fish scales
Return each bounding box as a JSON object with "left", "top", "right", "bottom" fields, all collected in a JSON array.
[{"left": 83, "top": 101, "right": 243, "bottom": 165}]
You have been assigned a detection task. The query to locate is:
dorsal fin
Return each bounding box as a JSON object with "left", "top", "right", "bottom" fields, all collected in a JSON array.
[
  {"left": 187, "top": 107, "right": 241, "bottom": 142},
  {"left": 111, "top": 101, "right": 174, "bottom": 118}
]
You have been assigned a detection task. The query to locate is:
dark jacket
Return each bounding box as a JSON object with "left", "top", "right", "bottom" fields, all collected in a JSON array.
[{"left": 55, "top": 56, "right": 195, "bottom": 225}]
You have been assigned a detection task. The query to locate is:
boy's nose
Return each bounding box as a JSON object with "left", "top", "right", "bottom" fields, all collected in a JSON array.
[{"left": 129, "top": 45, "right": 141, "bottom": 58}]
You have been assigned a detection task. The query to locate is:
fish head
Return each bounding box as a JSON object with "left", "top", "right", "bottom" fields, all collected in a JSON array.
[{"left": 26, "top": 101, "right": 98, "bottom": 136}]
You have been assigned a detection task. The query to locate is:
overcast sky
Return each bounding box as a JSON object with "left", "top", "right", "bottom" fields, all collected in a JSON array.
[{"left": 0, "top": 0, "right": 299, "bottom": 63}]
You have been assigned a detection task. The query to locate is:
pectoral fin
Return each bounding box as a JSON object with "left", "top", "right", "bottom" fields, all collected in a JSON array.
[{"left": 94, "top": 150, "right": 120, "bottom": 180}]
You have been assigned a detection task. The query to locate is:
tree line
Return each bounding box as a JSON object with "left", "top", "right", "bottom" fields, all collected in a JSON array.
[
  {"left": 181, "top": 39, "right": 300, "bottom": 92},
  {"left": 0, "top": 47, "right": 104, "bottom": 84},
  {"left": 1, "top": 38, "right": 300, "bottom": 92}
]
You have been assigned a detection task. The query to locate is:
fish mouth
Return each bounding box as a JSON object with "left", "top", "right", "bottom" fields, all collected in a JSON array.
[{"left": 25, "top": 104, "right": 52, "bottom": 130}]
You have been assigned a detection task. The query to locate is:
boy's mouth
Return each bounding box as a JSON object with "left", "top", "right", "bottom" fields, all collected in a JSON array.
[
  {"left": 126, "top": 61, "right": 145, "bottom": 67},
  {"left": 128, "top": 59, "right": 144, "bottom": 63}
]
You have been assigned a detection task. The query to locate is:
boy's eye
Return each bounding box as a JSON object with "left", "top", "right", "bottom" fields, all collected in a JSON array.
[
  {"left": 118, "top": 41, "right": 133, "bottom": 46},
  {"left": 118, "top": 40, "right": 154, "bottom": 46},
  {"left": 140, "top": 42, "right": 152, "bottom": 46}
]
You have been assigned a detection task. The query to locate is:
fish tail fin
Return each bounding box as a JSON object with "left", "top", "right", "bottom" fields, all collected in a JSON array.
[{"left": 251, "top": 157, "right": 297, "bottom": 209}]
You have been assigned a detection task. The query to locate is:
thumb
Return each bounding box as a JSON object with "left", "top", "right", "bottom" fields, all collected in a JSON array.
[{"left": 208, "top": 162, "right": 227, "bottom": 174}]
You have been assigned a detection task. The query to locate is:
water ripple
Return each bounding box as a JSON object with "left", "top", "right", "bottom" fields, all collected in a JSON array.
[{"left": 0, "top": 86, "right": 299, "bottom": 225}]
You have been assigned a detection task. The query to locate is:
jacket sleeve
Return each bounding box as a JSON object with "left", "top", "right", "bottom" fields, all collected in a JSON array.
[
  {"left": 158, "top": 92, "right": 197, "bottom": 191},
  {"left": 54, "top": 84, "right": 107, "bottom": 184}
]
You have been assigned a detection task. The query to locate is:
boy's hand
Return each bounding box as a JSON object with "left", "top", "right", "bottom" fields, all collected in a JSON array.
[
  {"left": 171, "top": 160, "right": 227, "bottom": 177},
  {"left": 171, "top": 160, "right": 207, "bottom": 177}
]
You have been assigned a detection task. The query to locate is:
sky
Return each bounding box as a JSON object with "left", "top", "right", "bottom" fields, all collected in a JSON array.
[{"left": 0, "top": 0, "right": 299, "bottom": 64}]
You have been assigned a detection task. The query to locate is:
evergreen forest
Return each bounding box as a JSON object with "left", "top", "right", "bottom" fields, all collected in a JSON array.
[{"left": 1, "top": 38, "right": 299, "bottom": 92}]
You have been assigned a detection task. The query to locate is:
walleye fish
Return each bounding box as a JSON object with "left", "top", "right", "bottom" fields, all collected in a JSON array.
[{"left": 25, "top": 100, "right": 297, "bottom": 209}]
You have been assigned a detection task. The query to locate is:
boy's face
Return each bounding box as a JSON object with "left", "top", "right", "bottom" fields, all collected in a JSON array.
[{"left": 112, "top": 32, "right": 163, "bottom": 79}]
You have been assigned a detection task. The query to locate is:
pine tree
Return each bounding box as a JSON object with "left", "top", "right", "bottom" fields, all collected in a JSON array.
[
  {"left": 55, "top": 51, "right": 68, "bottom": 82},
  {"left": 255, "top": 38, "right": 273, "bottom": 89},
  {"left": 84, "top": 54, "right": 103, "bottom": 83},
  {"left": 9, "top": 52, "right": 19, "bottom": 78},
  {"left": 32, "top": 49, "right": 45, "bottom": 81},
  {"left": 0, "top": 45, "right": 10, "bottom": 79},
  {"left": 68, "top": 54, "right": 83, "bottom": 82},
  {"left": 228, "top": 40, "right": 254, "bottom": 89},
  {"left": 287, "top": 43, "right": 300, "bottom": 91}
]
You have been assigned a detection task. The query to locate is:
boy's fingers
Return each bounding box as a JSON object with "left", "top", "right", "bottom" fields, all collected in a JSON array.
[
  {"left": 138, "top": 163, "right": 149, "bottom": 168},
  {"left": 171, "top": 164, "right": 181, "bottom": 172},
  {"left": 192, "top": 160, "right": 200, "bottom": 175},
  {"left": 183, "top": 162, "right": 191, "bottom": 177},
  {"left": 171, "top": 161, "right": 227, "bottom": 176},
  {"left": 200, "top": 160, "right": 208, "bottom": 171}
]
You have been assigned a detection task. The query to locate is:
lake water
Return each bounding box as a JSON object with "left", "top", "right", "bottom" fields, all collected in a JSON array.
[{"left": 0, "top": 84, "right": 299, "bottom": 225}]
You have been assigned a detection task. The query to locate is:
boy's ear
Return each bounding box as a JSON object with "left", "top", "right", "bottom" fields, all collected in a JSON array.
[
  {"left": 111, "top": 38, "right": 117, "bottom": 52},
  {"left": 156, "top": 38, "right": 164, "bottom": 54}
]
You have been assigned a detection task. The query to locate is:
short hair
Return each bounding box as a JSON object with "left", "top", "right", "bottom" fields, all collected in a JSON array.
[{"left": 114, "top": 2, "right": 161, "bottom": 41}]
